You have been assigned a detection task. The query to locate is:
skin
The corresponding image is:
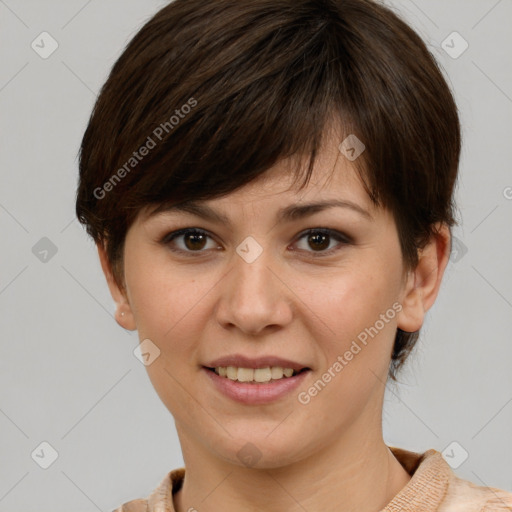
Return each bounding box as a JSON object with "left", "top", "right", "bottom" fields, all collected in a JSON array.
[{"left": 98, "top": 126, "right": 451, "bottom": 512}]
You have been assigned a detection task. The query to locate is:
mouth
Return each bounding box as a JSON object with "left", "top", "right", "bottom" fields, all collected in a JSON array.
[
  {"left": 203, "top": 366, "right": 310, "bottom": 384},
  {"left": 201, "top": 360, "right": 312, "bottom": 404}
]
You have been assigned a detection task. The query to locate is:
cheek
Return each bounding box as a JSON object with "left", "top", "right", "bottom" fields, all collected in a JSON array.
[
  {"left": 293, "top": 266, "right": 401, "bottom": 426},
  {"left": 305, "top": 262, "right": 399, "bottom": 335},
  {"left": 123, "top": 245, "right": 212, "bottom": 340},
  {"left": 123, "top": 255, "right": 218, "bottom": 413},
  {"left": 300, "top": 255, "right": 402, "bottom": 377}
]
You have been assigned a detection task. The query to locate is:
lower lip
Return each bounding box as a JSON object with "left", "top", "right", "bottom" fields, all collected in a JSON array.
[{"left": 202, "top": 367, "right": 311, "bottom": 405}]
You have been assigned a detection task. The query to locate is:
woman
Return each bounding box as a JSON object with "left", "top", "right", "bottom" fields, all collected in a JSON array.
[{"left": 76, "top": 0, "right": 512, "bottom": 510}]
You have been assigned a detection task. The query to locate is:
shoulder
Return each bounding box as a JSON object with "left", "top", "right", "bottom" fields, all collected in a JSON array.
[
  {"left": 442, "top": 472, "right": 512, "bottom": 511},
  {"left": 387, "top": 446, "right": 512, "bottom": 512},
  {"left": 111, "top": 498, "right": 148, "bottom": 512},
  {"left": 481, "top": 489, "right": 512, "bottom": 511},
  {"left": 111, "top": 467, "right": 185, "bottom": 512}
]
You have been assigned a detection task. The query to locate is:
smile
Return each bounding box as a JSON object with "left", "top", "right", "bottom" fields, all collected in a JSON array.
[
  {"left": 202, "top": 366, "right": 311, "bottom": 404},
  {"left": 207, "top": 366, "right": 308, "bottom": 383}
]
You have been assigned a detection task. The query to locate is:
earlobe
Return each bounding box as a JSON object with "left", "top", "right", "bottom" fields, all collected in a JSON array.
[
  {"left": 396, "top": 224, "right": 451, "bottom": 333},
  {"left": 96, "top": 242, "right": 137, "bottom": 331}
]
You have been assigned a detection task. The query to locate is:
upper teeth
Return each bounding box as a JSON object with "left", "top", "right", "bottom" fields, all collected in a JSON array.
[{"left": 215, "top": 366, "right": 297, "bottom": 382}]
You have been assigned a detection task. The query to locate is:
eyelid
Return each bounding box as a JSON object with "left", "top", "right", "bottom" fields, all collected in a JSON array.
[
  {"left": 160, "top": 227, "right": 352, "bottom": 256},
  {"left": 292, "top": 228, "right": 352, "bottom": 256},
  {"left": 160, "top": 227, "right": 220, "bottom": 254}
]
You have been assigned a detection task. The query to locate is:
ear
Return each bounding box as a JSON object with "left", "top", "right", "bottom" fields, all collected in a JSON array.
[
  {"left": 97, "top": 242, "right": 137, "bottom": 331},
  {"left": 396, "top": 223, "right": 451, "bottom": 333}
]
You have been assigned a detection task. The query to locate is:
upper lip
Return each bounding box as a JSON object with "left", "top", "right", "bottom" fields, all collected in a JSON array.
[{"left": 204, "top": 354, "right": 310, "bottom": 371}]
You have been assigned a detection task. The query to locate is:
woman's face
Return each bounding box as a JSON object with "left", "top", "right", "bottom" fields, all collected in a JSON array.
[{"left": 104, "top": 131, "right": 437, "bottom": 468}]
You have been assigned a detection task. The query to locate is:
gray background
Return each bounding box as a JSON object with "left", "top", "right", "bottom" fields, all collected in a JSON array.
[{"left": 1, "top": 0, "right": 511, "bottom": 510}]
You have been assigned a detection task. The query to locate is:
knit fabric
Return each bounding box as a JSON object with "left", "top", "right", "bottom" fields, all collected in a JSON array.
[{"left": 113, "top": 446, "right": 512, "bottom": 511}]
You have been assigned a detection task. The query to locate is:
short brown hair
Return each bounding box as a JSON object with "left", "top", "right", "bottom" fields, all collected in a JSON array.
[{"left": 76, "top": 0, "right": 461, "bottom": 381}]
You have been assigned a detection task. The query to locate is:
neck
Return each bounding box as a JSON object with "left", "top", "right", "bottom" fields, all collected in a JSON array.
[{"left": 173, "top": 414, "right": 411, "bottom": 512}]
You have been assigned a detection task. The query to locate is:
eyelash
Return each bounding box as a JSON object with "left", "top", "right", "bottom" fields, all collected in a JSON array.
[{"left": 161, "top": 228, "right": 351, "bottom": 258}]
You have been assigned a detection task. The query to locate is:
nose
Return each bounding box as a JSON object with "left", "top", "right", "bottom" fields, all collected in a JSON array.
[{"left": 214, "top": 241, "right": 293, "bottom": 336}]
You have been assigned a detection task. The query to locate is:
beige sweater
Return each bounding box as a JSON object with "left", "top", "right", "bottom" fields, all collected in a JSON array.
[{"left": 113, "top": 446, "right": 512, "bottom": 511}]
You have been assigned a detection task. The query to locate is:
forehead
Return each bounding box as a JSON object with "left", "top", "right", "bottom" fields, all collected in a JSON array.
[
  {"left": 224, "top": 119, "right": 370, "bottom": 199},
  {"left": 138, "top": 122, "right": 381, "bottom": 225},
  {"left": 204, "top": 139, "right": 373, "bottom": 214},
  {"left": 138, "top": 155, "right": 380, "bottom": 234}
]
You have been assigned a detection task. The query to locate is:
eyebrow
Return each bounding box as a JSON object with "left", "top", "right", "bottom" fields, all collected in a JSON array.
[{"left": 150, "top": 199, "right": 373, "bottom": 225}]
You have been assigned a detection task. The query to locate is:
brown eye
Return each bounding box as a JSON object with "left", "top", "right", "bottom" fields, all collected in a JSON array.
[
  {"left": 306, "top": 232, "right": 330, "bottom": 251},
  {"left": 294, "top": 229, "right": 351, "bottom": 256},
  {"left": 163, "top": 228, "right": 219, "bottom": 254},
  {"left": 183, "top": 232, "right": 208, "bottom": 251}
]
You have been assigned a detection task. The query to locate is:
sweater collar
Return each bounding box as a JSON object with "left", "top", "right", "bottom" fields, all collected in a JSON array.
[
  {"left": 147, "top": 446, "right": 451, "bottom": 512},
  {"left": 382, "top": 447, "right": 451, "bottom": 511}
]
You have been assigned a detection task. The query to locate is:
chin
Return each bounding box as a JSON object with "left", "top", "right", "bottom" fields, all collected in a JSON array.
[{"left": 206, "top": 428, "right": 314, "bottom": 470}]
